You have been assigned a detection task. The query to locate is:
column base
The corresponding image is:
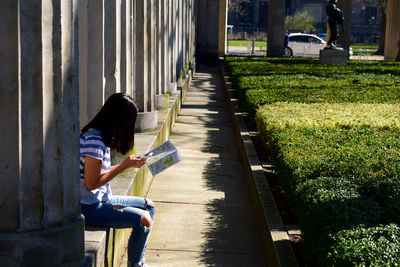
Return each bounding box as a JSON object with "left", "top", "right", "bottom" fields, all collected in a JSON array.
[
  {"left": 136, "top": 110, "right": 158, "bottom": 132},
  {"left": 156, "top": 93, "right": 170, "bottom": 110},
  {"left": 0, "top": 217, "right": 85, "bottom": 266},
  {"left": 319, "top": 49, "right": 348, "bottom": 65},
  {"left": 168, "top": 82, "right": 178, "bottom": 94}
]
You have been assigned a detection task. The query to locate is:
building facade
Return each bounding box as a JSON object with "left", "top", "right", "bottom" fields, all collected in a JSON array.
[{"left": 228, "top": 0, "right": 382, "bottom": 44}]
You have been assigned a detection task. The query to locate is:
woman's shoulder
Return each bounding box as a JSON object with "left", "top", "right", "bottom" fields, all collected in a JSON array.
[{"left": 80, "top": 129, "right": 105, "bottom": 146}]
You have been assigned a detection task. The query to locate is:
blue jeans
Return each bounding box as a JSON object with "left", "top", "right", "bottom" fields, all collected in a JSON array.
[{"left": 81, "top": 195, "right": 156, "bottom": 264}]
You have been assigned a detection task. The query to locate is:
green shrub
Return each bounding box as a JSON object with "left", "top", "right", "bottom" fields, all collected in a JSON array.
[
  {"left": 359, "top": 176, "right": 400, "bottom": 224},
  {"left": 269, "top": 127, "right": 400, "bottom": 184},
  {"left": 224, "top": 57, "right": 400, "bottom": 265},
  {"left": 327, "top": 224, "right": 400, "bottom": 266},
  {"left": 225, "top": 57, "right": 400, "bottom": 124},
  {"left": 294, "top": 177, "right": 382, "bottom": 265},
  {"left": 256, "top": 102, "right": 400, "bottom": 146}
]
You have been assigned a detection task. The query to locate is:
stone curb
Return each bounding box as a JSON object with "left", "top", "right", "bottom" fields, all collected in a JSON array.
[{"left": 219, "top": 62, "right": 298, "bottom": 267}]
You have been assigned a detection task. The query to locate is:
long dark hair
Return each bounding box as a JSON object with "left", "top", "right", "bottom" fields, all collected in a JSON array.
[{"left": 81, "top": 93, "right": 138, "bottom": 155}]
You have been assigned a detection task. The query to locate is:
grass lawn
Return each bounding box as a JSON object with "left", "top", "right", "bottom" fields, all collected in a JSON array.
[
  {"left": 227, "top": 40, "right": 378, "bottom": 51},
  {"left": 350, "top": 44, "right": 379, "bottom": 50},
  {"left": 227, "top": 39, "right": 266, "bottom": 47}
]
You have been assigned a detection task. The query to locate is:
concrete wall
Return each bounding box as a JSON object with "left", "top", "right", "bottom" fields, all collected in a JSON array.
[
  {"left": 0, "top": 1, "right": 84, "bottom": 265},
  {"left": 0, "top": 0, "right": 196, "bottom": 265}
]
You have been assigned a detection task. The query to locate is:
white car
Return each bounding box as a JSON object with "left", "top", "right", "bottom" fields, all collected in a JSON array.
[{"left": 285, "top": 33, "right": 353, "bottom": 58}]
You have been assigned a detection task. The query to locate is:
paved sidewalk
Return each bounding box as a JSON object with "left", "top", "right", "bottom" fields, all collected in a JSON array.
[{"left": 137, "top": 65, "right": 268, "bottom": 267}]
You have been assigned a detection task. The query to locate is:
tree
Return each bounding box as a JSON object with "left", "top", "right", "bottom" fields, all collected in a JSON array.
[
  {"left": 228, "top": 0, "right": 250, "bottom": 16},
  {"left": 285, "top": 10, "right": 315, "bottom": 33},
  {"left": 359, "top": 0, "right": 387, "bottom": 55}
]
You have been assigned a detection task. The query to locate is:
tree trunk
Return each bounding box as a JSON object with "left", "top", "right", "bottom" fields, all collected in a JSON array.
[
  {"left": 337, "top": 0, "right": 352, "bottom": 51},
  {"left": 376, "top": 5, "right": 386, "bottom": 55}
]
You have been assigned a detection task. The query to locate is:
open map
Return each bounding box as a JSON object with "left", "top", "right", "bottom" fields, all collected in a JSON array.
[{"left": 144, "top": 140, "right": 181, "bottom": 176}]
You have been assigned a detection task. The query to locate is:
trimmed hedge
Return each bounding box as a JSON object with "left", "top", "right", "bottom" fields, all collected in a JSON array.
[
  {"left": 225, "top": 56, "right": 400, "bottom": 266},
  {"left": 268, "top": 126, "right": 400, "bottom": 265},
  {"left": 225, "top": 57, "right": 400, "bottom": 124},
  {"left": 295, "top": 177, "right": 382, "bottom": 265},
  {"left": 328, "top": 224, "right": 400, "bottom": 266},
  {"left": 257, "top": 102, "right": 400, "bottom": 146},
  {"left": 269, "top": 127, "right": 400, "bottom": 183}
]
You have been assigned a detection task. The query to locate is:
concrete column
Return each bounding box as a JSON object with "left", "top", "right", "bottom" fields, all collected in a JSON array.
[
  {"left": 267, "top": 0, "right": 285, "bottom": 57},
  {"left": 185, "top": 0, "right": 190, "bottom": 66},
  {"left": 186, "top": 0, "right": 193, "bottom": 66},
  {"left": 134, "top": 0, "right": 158, "bottom": 132},
  {"left": 121, "top": 0, "right": 133, "bottom": 94},
  {"left": 148, "top": 0, "right": 157, "bottom": 110},
  {"left": 0, "top": 0, "right": 19, "bottom": 234},
  {"left": 176, "top": 0, "right": 181, "bottom": 81},
  {"left": 191, "top": 0, "right": 197, "bottom": 63},
  {"left": 182, "top": 0, "right": 187, "bottom": 71},
  {"left": 168, "top": 0, "right": 178, "bottom": 93},
  {"left": 384, "top": 0, "right": 400, "bottom": 62},
  {"left": 80, "top": 0, "right": 104, "bottom": 126},
  {"left": 162, "top": 0, "right": 170, "bottom": 94},
  {"left": 104, "top": 0, "right": 121, "bottom": 97},
  {"left": 155, "top": 0, "right": 170, "bottom": 110},
  {"left": 218, "top": 0, "right": 228, "bottom": 58},
  {"left": 78, "top": 0, "right": 89, "bottom": 126},
  {"left": 0, "top": 1, "right": 84, "bottom": 265},
  {"left": 180, "top": 0, "right": 185, "bottom": 76},
  {"left": 132, "top": 0, "right": 137, "bottom": 97},
  {"left": 156, "top": 0, "right": 162, "bottom": 95},
  {"left": 195, "top": 0, "right": 220, "bottom": 62}
]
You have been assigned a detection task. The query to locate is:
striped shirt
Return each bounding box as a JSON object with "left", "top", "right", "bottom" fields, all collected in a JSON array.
[{"left": 79, "top": 128, "right": 112, "bottom": 204}]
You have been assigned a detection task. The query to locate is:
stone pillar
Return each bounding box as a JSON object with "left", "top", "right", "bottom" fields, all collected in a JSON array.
[
  {"left": 185, "top": 0, "right": 189, "bottom": 66},
  {"left": 134, "top": 0, "right": 158, "bottom": 132},
  {"left": 191, "top": 0, "right": 197, "bottom": 64},
  {"left": 218, "top": 0, "right": 228, "bottom": 57},
  {"left": 104, "top": 0, "right": 121, "bottom": 97},
  {"left": 0, "top": 1, "right": 84, "bottom": 265},
  {"left": 267, "top": 0, "right": 285, "bottom": 57},
  {"left": 176, "top": 0, "right": 182, "bottom": 81},
  {"left": 79, "top": 0, "right": 104, "bottom": 126},
  {"left": 162, "top": 0, "right": 170, "bottom": 94},
  {"left": 121, "top": 0, "right": 133, "bottom": 94},
  {"left": 195, "top": 0, "right": 220, "bottom": 61},
  {"left": 185, "top": 0, "right": 191, "bottom": 66},
  {"left": 0, "top": 0, "right": 19, "bottom": 234},
  {"left": 156, "top": 0, "right": 162, "bottom": 96},
  {"left": 132, "top": 0, "right": 137, "bottom": 97},
  {"left": 168, "top": 0, "right": 178, "bottom": 94},
  {"left": 182, "top": 0, "right": 187, "bottom": 71},
  {"left": 384, "top": 0, "right": 400, "bottom": 62},
  {"left": 155, "top": 0, "right": 170, "bottom": 110}
]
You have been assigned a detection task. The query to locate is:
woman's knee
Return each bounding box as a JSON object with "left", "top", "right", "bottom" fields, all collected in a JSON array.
[
  {"left": 145, "top": 198, "right": 154, "bottom": 207},
  {"left": 140, "top": 211, "right": 153, "bottom": 228}
]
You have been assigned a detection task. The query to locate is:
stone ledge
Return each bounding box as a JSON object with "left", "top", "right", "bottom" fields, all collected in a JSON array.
[
  {"left": 319, "top": 48, "right": 349, "bottom": 65},
  {"left": 81, "top": 70, "right": 193, "bottom": 267},
  {"left": 220, "top": 62, "right": 298, "bottom": 267}
]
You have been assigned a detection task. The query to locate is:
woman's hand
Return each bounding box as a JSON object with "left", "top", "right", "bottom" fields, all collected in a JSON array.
[
  {"left": 120, "top": 155, "right": 147, "bottom": 169},
  {"left": 84, "top": 155, "right": 146, "bottom": 191}
]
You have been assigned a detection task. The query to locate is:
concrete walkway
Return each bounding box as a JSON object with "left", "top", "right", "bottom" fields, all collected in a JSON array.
[{"left": 130, "top": 65, "right": 268, "bottom": 266}]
